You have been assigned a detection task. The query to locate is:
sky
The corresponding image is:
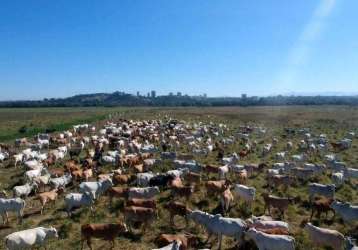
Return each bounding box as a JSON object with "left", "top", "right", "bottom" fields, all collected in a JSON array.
[{"left": 0, "top": 0, "right": 357, "bottom": 100}]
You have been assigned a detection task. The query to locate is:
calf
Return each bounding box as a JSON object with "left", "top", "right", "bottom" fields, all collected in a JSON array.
[
  {"left": 205, "top": 180, "right": 230, "bottom": 196},
  {"left": 37, "top": 189, "right": 59, "bottom": 214},
  {"left": 81, "top": 222, "right": 127, "bottom": 250},
  {"left": 304, "top": 222, "right": 345, "bottom": 250},
  {"left": 220, "top": 187, "right": 234, "bottom": 214}
]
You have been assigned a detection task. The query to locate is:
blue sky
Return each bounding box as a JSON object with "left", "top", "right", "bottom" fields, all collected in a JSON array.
[{"left": 0, "top": 0, "right": 357, "bottom": 100}]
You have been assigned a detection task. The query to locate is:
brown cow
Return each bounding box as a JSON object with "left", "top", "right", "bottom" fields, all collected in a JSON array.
[
  {"left": 205, "top": 180, "right": 231, "bottom": 196},
  {"left": 171, "top": 185, "right": 194, "bottom": 201},
  {"left": 163, "top": 201, "right": 192, "bottom": 227},
  {"left": 107, "top": 187, "right": 129, "bottom": 205},
  {"left": 81, "top": 222, "right": 127, "bottom": 250},
  {"left": 268, "top": 175, "right": 295, "bottom": 189},
  {"left": 310, "top": 197, "right": 335, "bottom": 220},
  {"left": 262, "top": 193, "right": 293, "bottom": 218},
  {"left": 205, "top": 164, "right": 220, "bottom": 174},
  {"left": 37, "top": 189, "right": 60, "bottom": 214},
  {"left": 126, "top": 198, "right": 156, "bottom": 209},
  {"left": 112, "top": 174, "right": 136, "bottom": 185},
  {"left": 123, "top": 206, "right": 156, "bottom": 233},
  {"left": 220, "top": 187, "right": 234, "bottom": 214},
  {"left": 184, "top": 172, "right": 201, "bottom": 184}
]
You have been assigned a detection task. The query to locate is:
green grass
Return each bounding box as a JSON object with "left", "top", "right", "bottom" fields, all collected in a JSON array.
[{"left": 0, "top": 106, "right": 357, "bottom": 249}]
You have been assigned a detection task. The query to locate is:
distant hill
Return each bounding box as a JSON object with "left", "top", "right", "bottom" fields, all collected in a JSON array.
[{"left": 1, "top": 91, "right": 358, "bottom": 107}]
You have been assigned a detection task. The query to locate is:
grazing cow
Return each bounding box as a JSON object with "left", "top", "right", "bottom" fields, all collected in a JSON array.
[
  {"left": 233, "top": 184, "right": 256, "bottom": 206},
  {"left": 246, "top": 218, "right": 289, "bottom": 232},
  {"left": 188, "top": 211, "right": 247, "bottom": 250},
  {"left": 184, "top": 172, "right": 201, "bottom": 184},
  {"left": 330, "top": 201, "right": 358, "bottom": 224},
  {"left": 13, "top": 183, "right": 38, "bottom": 198},
  {"left": 310, "top": 197, "right": 335, "bottom": 220},
  {"left": 0, "top": 198, "right": 25, "bottom": 224},
  {"left": 218, "top": 165, "right": 229, "bottom": 180},
  {"left": 291, "top": 167, "right": 314, "bottom": 181},
  {"left": 262, "top": 193, "right": 292, "bottom": 218},
  {"left": 245, "top": 228, "right": 295, "bottom": 250},
  {"left": 13, "top": 154, "right": 24, "bottom": 168},
  {"left": 64, "top": 192, "right": 95, "bottom": 216},
  {"left": 149, "top": 174, "right": 175, "bottom": 188},
  {"left": 304, "top": 222, "right": 345, "bottom": 250},
  {"left": 268, "top": 175, "right": 295, "bottom": 189},
  {"left": 308, "top": 183, "right": 335, "bottom": 201},
  {"left": 136, "top": 172, "right": 156, "bottom": 187},
  {"left": 163, "top": 201, "right": 192, "bottom": 227},
  {"left": 220, "top": 187, "right": 234, "bottom": 214},
  {"left": 205, "top": 164, "right": 220, "bottom": 174},
  {"left": 79, "top": 179, "right": 113, "bottom": 199},
  {"left": 128, "top": 186, "right": 160, "bottom": 200},
  {"left": 126, "top": 198, "right": 156, "bottom": 209},
  {"left": 37, "top": 189, "right": 59, "bottom": 214},
  {"left": 81, "top": 222, "right": 128, "bottom": 250},
  {"left": 124, "top": 206, "right": 156, "bottom": 232},
  {"left": 5, "top": 227, "right": 58, "bottom": 250}
]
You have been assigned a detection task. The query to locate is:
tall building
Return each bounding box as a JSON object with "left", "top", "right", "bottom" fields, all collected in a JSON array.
[
  {"left": 169, "top": 92, "right": 173, "bottom": 96},
  {"left": 151, "top": 90, "right": 156, "bottom": 98},
  {"left": 177, "top": 92, "right": 182, "bottom": 97},
  {"left": 136, "top": 91, "right": 140, "bottom": 97},
  {"left": 241, "top": 94, "right": 247, "bottom": 99}
]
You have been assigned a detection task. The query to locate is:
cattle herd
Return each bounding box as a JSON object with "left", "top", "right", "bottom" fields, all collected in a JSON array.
[{"left": 0, "top": 117, "right": 357, "bottom": 250}]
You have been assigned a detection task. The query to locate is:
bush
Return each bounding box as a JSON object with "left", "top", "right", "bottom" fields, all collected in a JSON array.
[{"left": 18, "top": 126, "right": 27, "bottom": 134}]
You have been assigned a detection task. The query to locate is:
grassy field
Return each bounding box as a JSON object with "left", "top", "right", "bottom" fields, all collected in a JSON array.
[{"left": 0, "top": 106, "right": 357, "bottom": 250}]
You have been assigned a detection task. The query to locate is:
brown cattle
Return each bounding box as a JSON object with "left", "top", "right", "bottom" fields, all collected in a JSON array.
[
  {"left": 123, "top": 206, "right": 156, "bottom": 232},
  {"left": 220, "top": 187, "right": 234, "bottom": 214},
  {"left": 170, "top": 177, "right": 184, "bottom": 188},
  {"left": 171, "top": 185, "right": 194, "bottom": 201},
  {"left": 268, "top": 175, "right": 295, "bottom": 189},
  {"left": 107, "top": 187, "right": 129, "bottom": 205},
  {"left": 205, "top": 164, "right": 220, "bottom": 174},
  {"left": 184, "top": 172, "right": 201, "bottom": 184},
  {"left": 37, "top": 189, "right": 60, "bottom": 214},
  {"left": 155, "top": 233, "right": 198, "bottom": 250},
  {"left": 48, "top": 168, "right": 65, "bottom": 177},
  {"left": 81, "top": 222, "right": 127, "bottom": 250},
  {"left": 83, "top": 168, "right": 93, "bottom": 182},
  {"left": 126, "top": 198, "right": 156, "bottom": 209},
  {"left": 71, "top": 169, "right": 83, "bottom": 181},
  {"left": 163, "top": 201, "right": 192, "bottom": 227},
  {"left": 112, "top": 174, "right": 136, "bottom": 185},
  {"left": 205, "top": 180, "right": 231, "bottom": 196},
  {"left": 262, "top": 193, "right": 293, "bottom": 218},
  {"left": 310, "top": 197, "right": 335, "bottom": 220}
]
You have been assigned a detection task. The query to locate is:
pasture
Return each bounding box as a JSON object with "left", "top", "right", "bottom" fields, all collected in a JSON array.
[{"left": 0, "top": 106, "right": 357, "bottom": 250}]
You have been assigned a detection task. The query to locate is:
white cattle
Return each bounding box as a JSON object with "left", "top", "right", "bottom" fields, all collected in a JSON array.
[
  {"left": 13, "top": 154, "right": 24, "bottom": 167},
  {"left": 303, "top": 163, "right": 326, "bottom": 175},
  {"left": 5, "top": 226, "right": 58, "bottom": 250},
  {"left": 345, "top": 168, "right": 358, "bottom": 179},
  {"left": 188, "top": 210, "right": 247, "bottom": 249},
  {"left": 101, "top": 155, "right": 117, "bottom": 165},
  {"left": 24, "top": 166, "right": 45, "bottom": 182},
  {"left": 219, "top": 165, "right": 229, "bottom": 180},
  {"left": 222, "top": 153, "right": 239, "bottom": 166},
  {"left": 64, "top": 192, "right": 95, "bottom": 216},
  {"left": 0, "top": 152, "right": 9, "bottom": 162},
  {"left": 308, "top": 183, "right": 335, "bottom": 201},
  {"left": 24, "top": 160, "right": 42, "bottom": 170},
  {"left": 0, "top": 198, "right": 25, "bottom": 223},
  {"left": 246, "top": 218, "right": 289, "bottom": 231},
  {"left": 128, "top": 186, "right": 160, "bottom": 200},
  {"left": 245, "top": 228, "right": 295, "bottom": 250},
  {"left": 329, "top": 161, "right": 347, "bottom": 172},
  {"left": 166, "top": 168, "right": 189, "bottom": 178},
  {"left": 13, "top": 183, "right": 38, "bottom": 198},
  {"left": 304, "top": 223, "right": 345, "bottom": 250},
  {"left": 332, "top": 172, "right": 344, "bottom": 187},
  {"left": 79, "top": 179, "right": 113, "bottom": 199},
  {"left": 233, "top": 184, "right": 256, "bottom": 205},
  {"left": 49, "top": 174, "right": 72, "bottom": 189},
  {"left": 275, "top": 152, "right": 286, "bottom": 161},
  {"left": 262, "top": 144, "right": 272, "bottom": 156},
  {"left": 330, "top": 201, "right": 358, "bottom": 224}
]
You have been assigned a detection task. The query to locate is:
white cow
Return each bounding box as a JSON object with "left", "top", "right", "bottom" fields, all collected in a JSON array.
[
  {"left": 345, "top": 168, "right": 358, "bottom": 179},
  {"left": 330, "top": 201, "right": 358, "bottom": 224},
  {"left": 5, "top": 227, "right": 58, "bottom": 250},
  {"left": 13, "top": 154, "right": 24, "bottom": 167},
  {"left": 245, "top": 228, "right": 295, "bottom": 250},
  {"left": 246, "top": 218, "right": 289, "bottom": 231},
  {"left": 79, "top": 179, "right": 113, "bottom": 199},
  {"left": 304, "top": 223, "right": 345, "bottom": 250},
  {"left": 308, "top": 183, "right": 335, "bottom": 201},
  {"left": 233, "top": 184, "right": 256, "bottom": 205},
  {"left": 64, "top": 192, "right": 95, "bottom": 216},
  {"left": 0, "top": 198, "right": 25, "bottom": 224},
  {"left": 332, "top": 172, "right": 344, "bottom": 187},
  {"left": 128, "top": 187, "right": 160, "bottom": 200},
  {"left": 49, "top": 174, "right": 72, "bottom": 189},
  {"left": 13, "top": 183, "right": 38, "bottom": 198},
  {"left": 136, "top": 172, "right": 156, "bottom": 187}
]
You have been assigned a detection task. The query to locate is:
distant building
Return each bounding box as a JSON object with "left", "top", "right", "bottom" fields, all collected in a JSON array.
[
  {"left": 177, "top": 92, "right": 182, "bottom": 97},
  {"left": 147, "top": 92, "right": 150, "bottom": 98},
  {"left": 241, "top": 94, "right": 247, "bottom": 99},
  {"left": 136, "top": 91, "right": 140, "bottom": 97},
  {"left": 169, "top": 92, "right": 173, "bottom": 96},
  {"left": 203, "top": 93, "right": 207, "bottom": 98},
  {"left": 151, "top": 90, "right": 156, "bottom": 98}
]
